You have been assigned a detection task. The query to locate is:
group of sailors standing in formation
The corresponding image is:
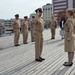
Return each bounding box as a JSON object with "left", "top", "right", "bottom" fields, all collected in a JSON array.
[{"left": 13, "top": 8, "right": 75, "bottom": 67}]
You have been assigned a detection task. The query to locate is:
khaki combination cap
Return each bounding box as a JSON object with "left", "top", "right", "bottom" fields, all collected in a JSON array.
[
  {"left": 24, "top": 16, "right": 28, "bottom": 19},
  {"left": 15, "top": 14, "right": 19, "bottom": 17},
  {"left": 35, "top": 8, "right": 43, "bottom": 13}
]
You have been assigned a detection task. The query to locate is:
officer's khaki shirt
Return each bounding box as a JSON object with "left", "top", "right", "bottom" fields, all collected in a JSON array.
[
  {"left": 34, "top": 16, "right": 45, "bottom": 31},
  {"left": 49, "top": 19, "right": 57, "bottom": 29},
  {"left": 13, "top": 19, "right": 21, "bottom": 29},
  {"left": 22, "top": 20, "right": 28, "bottom": 30}
]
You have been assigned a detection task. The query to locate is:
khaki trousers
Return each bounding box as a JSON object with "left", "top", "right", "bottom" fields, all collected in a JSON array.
[
  {"left": 31, "top": 30, "right": 35, "bottom": 42},
  {"left": 23, "top": 30, "right": 28, "bottom": 43},
  {"left": 14, "top": 29, "right": 20, "bottom": 45},
  {"left": 51, "top": 28, "right": 55, "bottom": 38},
  {"left": 34, "top": 31, "right": 43, "bottom": 59}
]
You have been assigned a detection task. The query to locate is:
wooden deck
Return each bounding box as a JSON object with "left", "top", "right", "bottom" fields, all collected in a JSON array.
[{"left": 0, "top": 28, "right": 75, "bottom": 75}]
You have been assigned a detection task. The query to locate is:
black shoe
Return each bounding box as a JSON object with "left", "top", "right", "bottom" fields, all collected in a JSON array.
[
  {"left": 17, "top": 44, "right": 20, "bottom": 46},
  {"left": 32, "top": 41, "right": 35, "bottom": 42},
  {"left": 51, "top": 38, "right": 55, "bottom": 40},
  {"left": 64, "top": 62, "right": 73, "bottom": 64},
  {"left": 40, "top": 57, "right": 45, "bottom": 61},
  {"left": 63, "top": 62, "right": 73, "bottom": 66},
  {"left": 24, "top": 42, "right": 28, "bottom": 44},
  {"left": 35, "top": 59, "right": 42, "bottom": 62},
  {"left": 61, "top": 37, "right": 64, "bottom": 39},
  {"left": 15, "top": 45, "right": 17, "bottom": 46},
  {"left": 15, "top": 44, "right": 20, "bottom": 46}
]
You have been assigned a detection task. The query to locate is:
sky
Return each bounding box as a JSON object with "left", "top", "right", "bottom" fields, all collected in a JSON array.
[{"left": 0, "top": 0, "right": 52, "bottom": 19}]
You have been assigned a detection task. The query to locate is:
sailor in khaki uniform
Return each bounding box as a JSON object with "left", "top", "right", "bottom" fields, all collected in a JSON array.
[
  {"left": 49, "top": 15, "right": 58, "bottom": 39},
  {"left": 13, "top": 14, "right": 21, "bottom": 46},
  {"left": 22, "top": 16, "right": 28, "bottom": 44},
  {"left": 30, "top": 16, "right": 35, "bottom": 42},
  {"left": 33, "top": 8, "right": 45, "bottom": 62},
  {"left": 63, "top": 9, "right": 75, "bottom": 66}
]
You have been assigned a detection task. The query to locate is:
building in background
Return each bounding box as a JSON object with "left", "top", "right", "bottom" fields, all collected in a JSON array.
[
  {"left": 52, "top": 0, "right": 75, "bottom": 23},
  {"left": 0, "top": 23, "right": 5, "bottom": 36},
  {"left": 42, "top": 3, "right": 52, "bottom": 28},
  {"left": 0, "top": 19, "right": 5, "bottom": 36},
  {"left": 4, "top": 19, "right": 13, "bottom": 33},
  {"left": 42, "top": 3, "right": 52, "bottom": 21}
]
